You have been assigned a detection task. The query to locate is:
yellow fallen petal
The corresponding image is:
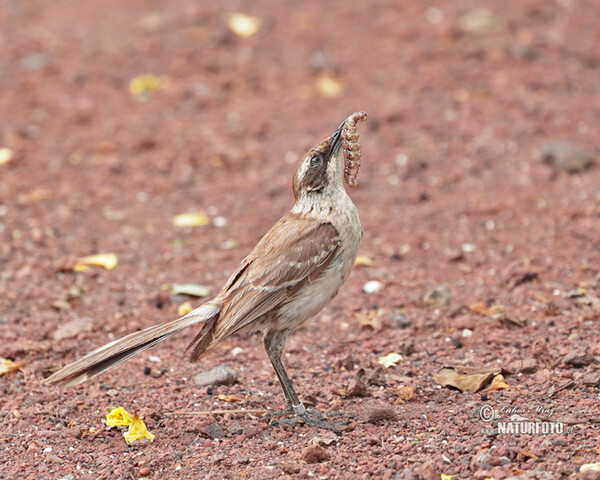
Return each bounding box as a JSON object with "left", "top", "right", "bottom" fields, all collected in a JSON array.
[
  {"left": 0, "top": 147, "right": 14, "bottom": 165},
  {"left": 178, "top": 301, "right": 193, "bottom": 316},
  {"left": 123, "top": 412, "right": 155, "bottom": 445},
  {"left": 106, "top": 407, "right": 133, "bottom": 427},
  {"left": 0, "top": 358, "right": 23, "bottom": 376},
  {"left": 227, "top": 13, "right": 261, "bottom": 38},
  {"left": 581, "top": 463, "right": 600, "bottom": 472},
  {"left": 354, "top": 255, "right": 374, "bottom": 267},
  {"left": 129, "top": 74, "right": 167, "bottom": 99},
  {"left": 315, "top": 74, "right": 343, "bottom": 97},
  {"left": 74, "top": 253, "right": 118, "bottom": 271},
  {"left": 377, "top": 352, "right": 403, "bottom": 369},
  {"left": 172, "top": 212, "right": 210, "bottom": 227},
  {"left": 441, "top": 475, "right": 457, "bottom": 480}
]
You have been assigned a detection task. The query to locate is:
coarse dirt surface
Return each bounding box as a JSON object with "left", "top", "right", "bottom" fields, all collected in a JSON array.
[{"left": 1, "top": 1, "right": 600, "bottom": 479}]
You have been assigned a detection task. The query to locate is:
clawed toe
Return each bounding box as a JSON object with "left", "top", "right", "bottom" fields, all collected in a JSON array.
[
  {"left": 265, "top": 407, "right": 350, "bottom": 435},
  {"left": 263, "top": 407, "right": 295, "bottom": 424}
]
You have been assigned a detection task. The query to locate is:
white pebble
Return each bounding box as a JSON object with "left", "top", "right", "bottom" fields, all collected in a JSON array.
[
  {"left": 462, "top": 329, "right": 473, "bottom": 337},
  {"left": 230, "top": 347, "right": 244, "bottom": 357},
  {"left": 363, "top": 280, "right": 383, "bottom": 294},
  {"left": 461, "top": 243, "right": 476, "bottom": 253},
  {"left": 213, "top": 216, "right": 227, "bottom": 227},
  {"left": 395, "top": 153, "right": 408, "bottom": 166}
]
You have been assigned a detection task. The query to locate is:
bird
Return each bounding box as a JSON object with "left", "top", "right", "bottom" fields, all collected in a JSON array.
[{"left": 44, "top": 112, "right": 367, "bottom": 430}]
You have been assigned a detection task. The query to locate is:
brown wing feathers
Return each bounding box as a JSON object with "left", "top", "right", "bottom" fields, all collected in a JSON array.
[{"left": 189, "top": 215, "right": 340, "bottom": 350}]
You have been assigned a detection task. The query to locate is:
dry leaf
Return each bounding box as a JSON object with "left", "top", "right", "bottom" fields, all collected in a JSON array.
[
  {"left": 391, "top": 385, "right": 416, "bottom": 404},
  {"left": 172, "top": 212, "right": 210, "bottom": 227},
  {"left": 354, "top": 255, "right": 374, "bottom": 267},
  {"left": 227, "top": 13, "right": 261, "bottom": 38},
  {"left": 377, "top": 352, "right": 403, "bottom": 369},
  {"left": 178, "top": 301, "right": 193, "bottom": 316},
  {"left": 216, "top": 394, "right": 241, "bottom": 402},
  {"left": 433, "top": 366, "right": 501, "bottom": 393},
  {"left": 172, "top": 283, "right": 210, "bottom": 297},
  {"left": 480, "top": 374, "right": 510, "bottom": 393},
  {"left": 352, "top": 309, "right": 382, "bottom": 331},
  {"left": 0, "top": 147, "right": 13, "bottom": 165},
  {"left": 595, "top": 445, "right": 600, "bottom": 455},
  {"left": 81, "top": 426, "right": 102, "bottom": 438},
  {"left": 129, "top": 74, "right": 167, "bottom": 100},
  {"left": 315, "top": 74, "right": 343, "bottom": 97},
  {"left": 0, "top": 358, "right": 23, "bottom": 376},
  {"left": 123, "top": 412, "right": 155, "bottom": 445},
  {"left": 73, "top": 253, "right": 118, "bottom": 272},
  {"left": 516, "top": 448, "right": 539, "bottom": 459},
  {"left": 469, "top": 302, "right": 504, "bottom": 316},
  {"left": 460, "top": 8, "right": 503, "bottom": 35},
  {"left": 581, "top": 463, "right": 600, "bottom": 472},
  {"left": 309, "top": 435, "right": 337, "bottom": 447},
  {"left": 106, "top": 407, "right": 133, "bottom": 427}
]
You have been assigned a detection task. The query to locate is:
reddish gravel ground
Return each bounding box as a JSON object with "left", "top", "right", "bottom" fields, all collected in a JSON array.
[{"left": 1, "top": 1, "right": 600, "bottom": 479}]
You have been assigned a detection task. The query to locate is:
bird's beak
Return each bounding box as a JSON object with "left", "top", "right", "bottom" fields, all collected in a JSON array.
[{"left": 327, "top": 119, "right": 346, "bottom": 158}]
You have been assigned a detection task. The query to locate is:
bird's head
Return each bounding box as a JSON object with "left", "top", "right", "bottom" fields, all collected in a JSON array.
[{"left": 292, "top": 112, "right": 366, "bottom": 203}]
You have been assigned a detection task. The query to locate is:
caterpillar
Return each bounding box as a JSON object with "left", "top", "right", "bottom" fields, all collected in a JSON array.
[{"left": 342, "top": 111, "right": 367, "bottom": 187}]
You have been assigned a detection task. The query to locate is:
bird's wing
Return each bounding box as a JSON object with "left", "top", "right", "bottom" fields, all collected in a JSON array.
[{"left": 211, "top": 212, "right": 341, "bottom": 341}]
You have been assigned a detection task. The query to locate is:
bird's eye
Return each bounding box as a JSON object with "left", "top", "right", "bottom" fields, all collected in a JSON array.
[{"left": 309, "top": 156, "right": 322, "bottom": 168}]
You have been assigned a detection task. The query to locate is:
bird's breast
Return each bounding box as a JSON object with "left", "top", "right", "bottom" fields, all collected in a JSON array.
[{"left": 276, "top": 217, "right": 362, "bottom": 331}]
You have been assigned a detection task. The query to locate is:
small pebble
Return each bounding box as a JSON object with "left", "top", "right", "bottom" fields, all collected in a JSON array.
[
  {"left": 282, "top": 463, "right": 301, "bottom": 474},
  {"left": 213, "top": 216, "right": 228, "bottom": 227},
  {"left": 227, "top": 423, "right": 243, "bottom": 435},
  {"left": 139, "top": 466, "right": 151, "bottom": 476},
  {"left": 363, "top": 401, "right": 397, "bottom": 424},
  {"left": 422, "top": 284, "right": 452, "bottom": 306},
  {"left": 194, "top": 365, "right": 238, "bottom": 387},
  {"left": 301, "top": 444, "right": 330, "bottom": 464},
  {"left": 205, "top": 423, "right": 226, "bottom": 439},
  {"left": 363, "top": 280, "right": 383, "bottom": 294},
  {"left": 540, "top": 141, "right": 594, "bottom": 173}
]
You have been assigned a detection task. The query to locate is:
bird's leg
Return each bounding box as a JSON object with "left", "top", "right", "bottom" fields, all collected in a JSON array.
[
  {"left": 263, "top": 330, "right": 303, "bottom": 419},
  {"left": 262, "top": 330, "right": 347, "bottom": 434}
]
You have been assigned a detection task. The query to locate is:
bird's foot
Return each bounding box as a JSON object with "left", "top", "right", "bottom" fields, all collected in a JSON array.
[
  {"left": 265, "top": 404, "right": 349, "bottom": 436},
  {"left": 263, "top": 407, "right": 295, "bottom": 423}
]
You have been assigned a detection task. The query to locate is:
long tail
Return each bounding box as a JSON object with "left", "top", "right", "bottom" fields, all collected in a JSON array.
[{"left": 43, "top": 303, "right": 221, "bottom": 388}]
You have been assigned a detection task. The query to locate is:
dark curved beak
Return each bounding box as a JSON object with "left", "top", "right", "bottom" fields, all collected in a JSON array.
[{"left": 328, "top": 119, "right": 346, "bottom": 158}]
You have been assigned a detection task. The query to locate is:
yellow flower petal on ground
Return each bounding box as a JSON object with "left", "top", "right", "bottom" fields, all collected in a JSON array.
[
  {"left": 172, "top": 212, "right": 210, "bottom": 227},
  {"left": 74, "top": 253, "right": 118, "bottom": 271},
  {"left": 227, "top": 13, "right": 261, "bottom": 38},
  {"left": 354, "top": 255, "right": 374, "bottom": 267},
  {"left": 123, "top": 412, "right": 155, "bottom": 445},
  {"left": 129, "top": 74, "right": 167, "bottom": 100},
  {"left": 315, "top": 74, "right": 343, "bottom": 97},
  {"left": 0, "top": 147, "right": 14, "bottom": 165},
  {"left": 178, "top": 301, "right": 193, "bottom": 316},
  {"left": 106, "top": 407, "right": 133, "bottom": 427},
  {"left": 377, "top": 352, "right": 403, "bottom": 369},
  {"left": 0, "top": 358, "right": 23, "bottom": 376}
]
